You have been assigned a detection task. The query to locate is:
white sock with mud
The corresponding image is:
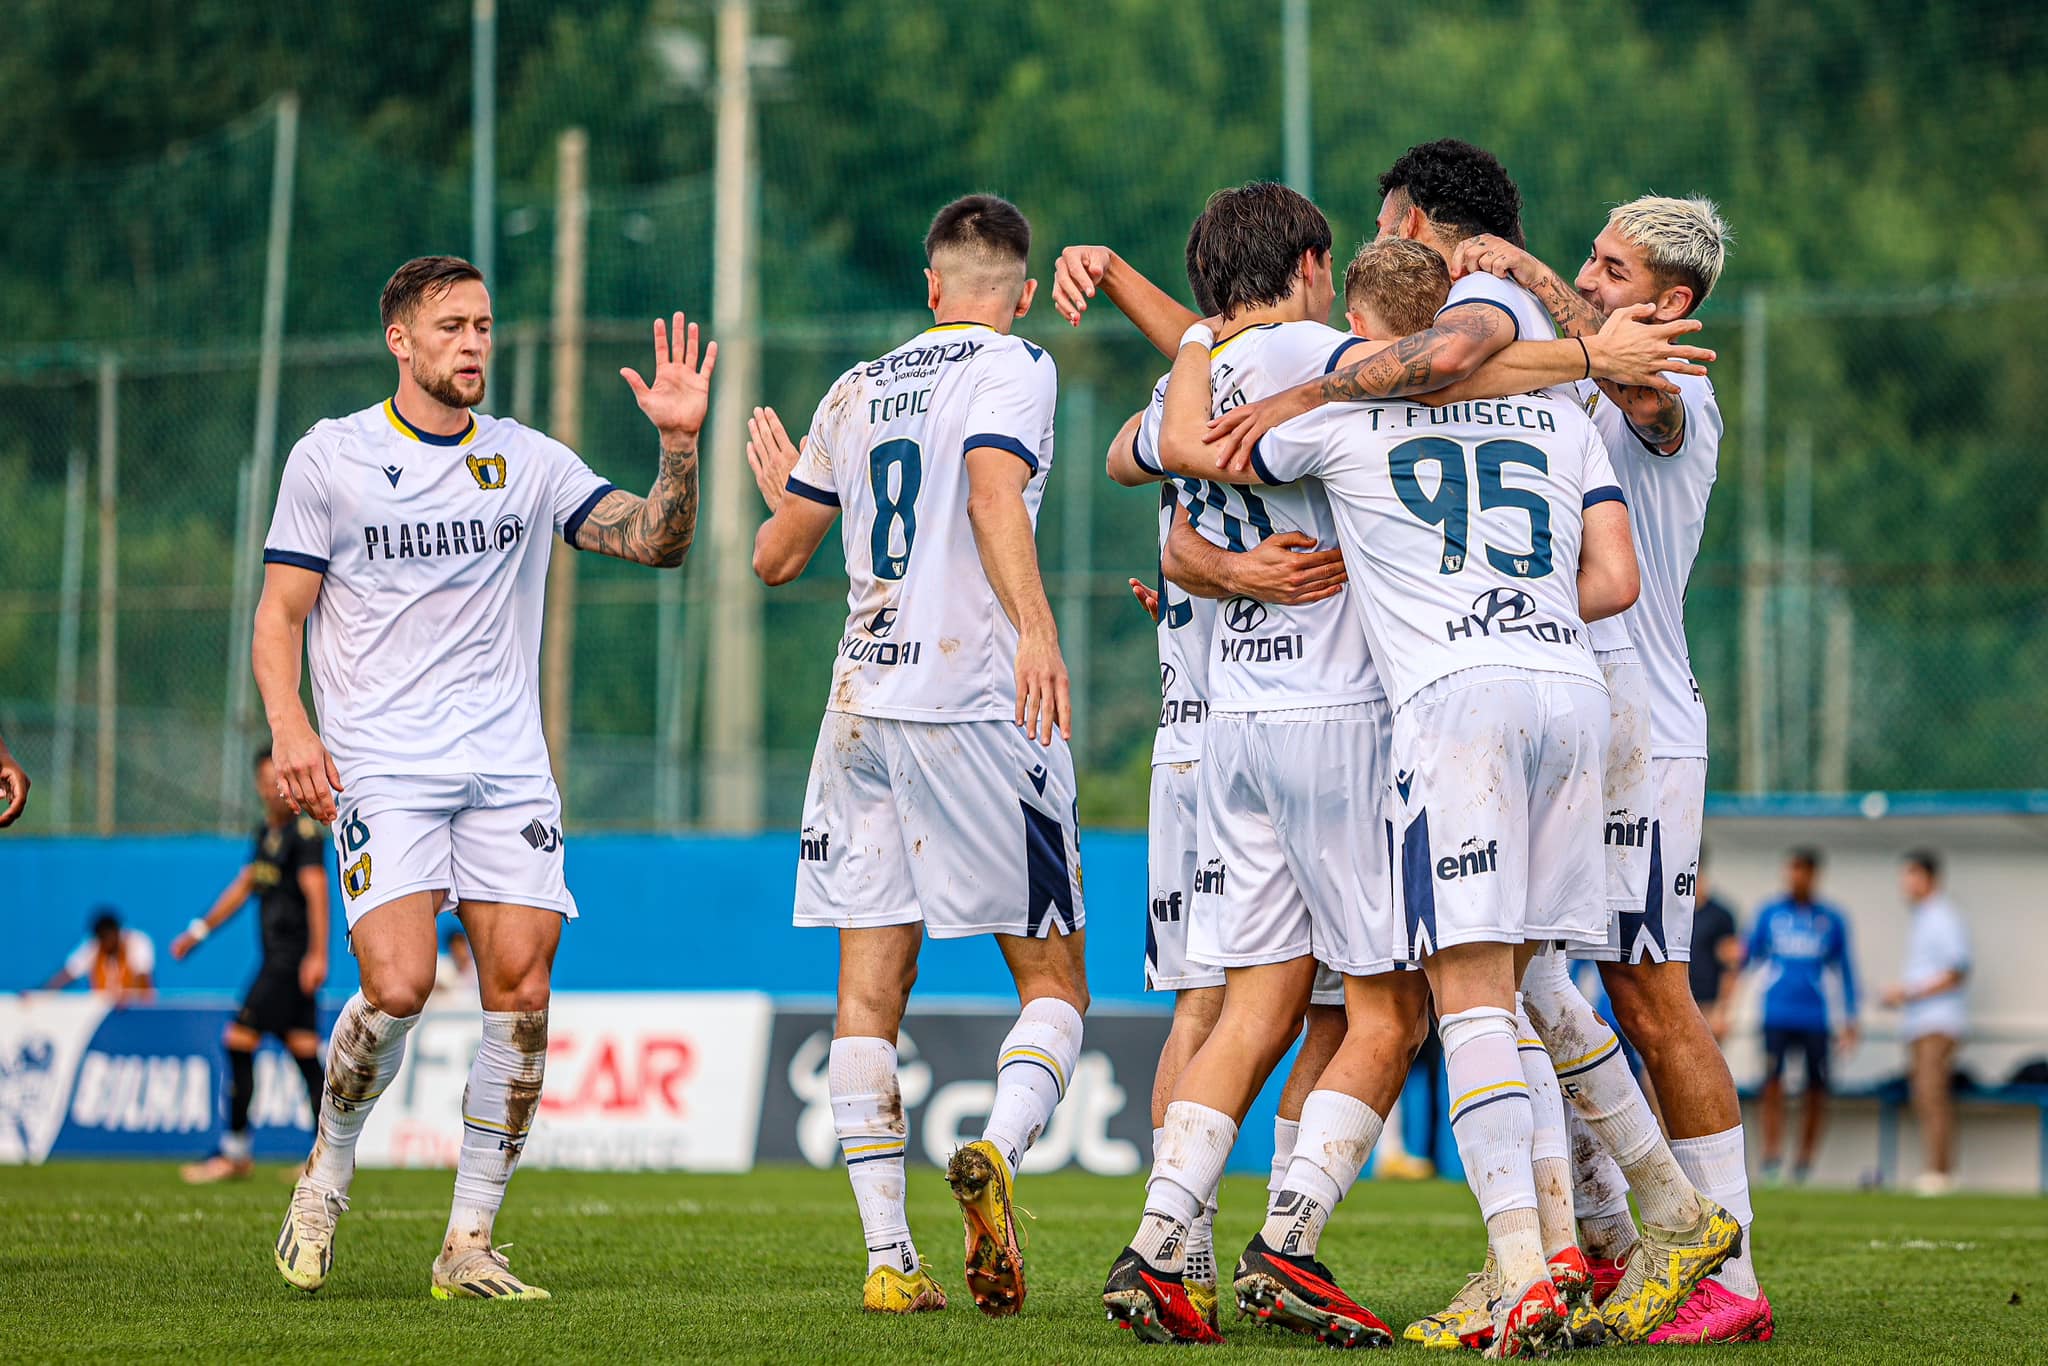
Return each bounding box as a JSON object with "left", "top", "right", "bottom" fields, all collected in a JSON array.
[
  {"left": 304, "top": 992, "right": 418, "bottom": 1194},
  {"left": 1441, "top": 1006, "right": 1545, "bottom": 1289},
  {"left": 1519, "top": 953, "right": 1703, "bottom": 1231},
  {"left": 983, "top": 997, "right": 1083, "bottom": 1177},
  {"left": 1517, "top": 1000, "right": 1576, "bottom": 1260},
  {"left": 446, "top": 1009, "right": 548, "bottom": 1255},
  {"left": 831, "top": 1036, "right": 918, "bottom": 1276},
  {"left": 1260, "top": 1089, "right": 1382, "bottom": 1258},
  {"left": 1269, "top": 1117, "right": 1301, "bottom": 1199},
  {"left": 1152, "top": 1127, "right": 1217, "bottom": 1285},
  {"left": 1672, "top": 1126, "right": 1758, "bottom": 1296},
  {"left": 1133, "top": 1100, "right": 1235, "bottom": 1274},
  {"left": 1568, "top": 1108, "right": 1638, "bottom": 1260}
]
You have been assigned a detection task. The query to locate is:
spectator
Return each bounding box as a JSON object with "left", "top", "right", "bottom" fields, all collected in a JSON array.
[
  {"left": 1746, "top": 849, "right": 1858, "bottom": 1184},
  {"left": 1688, "top": 851, "right": 1743, "bottom": 1043},
  {"left": 41, "top": 908, "right": 156, "bottom": 1004},
  {"left": 1881, "top": 850, "right": 1970, "bottom": 1196},
  {"left": 0, "top": 726, "right": 28, "bottom": 827}
]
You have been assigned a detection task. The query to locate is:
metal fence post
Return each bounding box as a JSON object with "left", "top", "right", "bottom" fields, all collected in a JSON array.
[
  {"left": 95, "top": 354, "right": 119, "bottom": 835},
  {"left": 1738, "top": 288, "right": 1771, "bottom": 795},
  {"left": 52, "top": 443, "right": 87, "bottom": 830}
]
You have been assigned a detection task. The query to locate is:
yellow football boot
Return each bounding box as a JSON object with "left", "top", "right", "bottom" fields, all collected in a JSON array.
[
  {"left": 947, "top": 1140, "right": 1026, "bottom": 1317},
  {"left": 862, "top": 1264, "right": 948, "bottom": 1313},
  {"left": 1599, "top": 1201, "right": 1742, "bottom": 1342}
]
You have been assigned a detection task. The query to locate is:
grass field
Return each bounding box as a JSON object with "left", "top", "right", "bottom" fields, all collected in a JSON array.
[{"left": 1, "top": 1163, "right": 2041, "bottom": 1363}]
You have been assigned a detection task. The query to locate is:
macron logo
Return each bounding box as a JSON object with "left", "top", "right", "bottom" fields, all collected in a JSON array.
[
  {"left": 1027, "top": 764, "right": 1049, "bottom": 796},
  {"left": 382, "top": 465, "right": 403, "bottom": 487},
  {"left": 1395, "top": 770, "right": 1415, "bottom": 803}
]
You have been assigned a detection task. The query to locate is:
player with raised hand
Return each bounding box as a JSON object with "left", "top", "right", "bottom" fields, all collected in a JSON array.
[
  {"left": 258, "top": 255, "right": 710, "bottom": 1301},
  {"left": 1453, "top": 197, "right": 1766, "bottom": 1345},
  {"left": 743, "top": 196, "right": 1084, "bottom": 1320}
]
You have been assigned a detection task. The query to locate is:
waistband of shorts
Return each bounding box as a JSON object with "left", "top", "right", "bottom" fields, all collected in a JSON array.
[
  {"left": 1207, "top": 700, "right": 1389, "bottom": 724},
  {"left": 1406, "top": 664, "right": 1600, "bottom": 703},
  {"left": 1595, "top": 646, "right": 1642, "bottom": 666}
]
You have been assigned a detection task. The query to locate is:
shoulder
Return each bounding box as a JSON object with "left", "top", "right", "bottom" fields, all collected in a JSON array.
[
  {"left": 983, "top": 331, "right": 1056, "bottom": 381},
  {"left": 1276, "top": 319, "right": 1361, "bottom": 375},
  {"left": 1441, "top": 272, "right": 1533, "bottom": 334}
]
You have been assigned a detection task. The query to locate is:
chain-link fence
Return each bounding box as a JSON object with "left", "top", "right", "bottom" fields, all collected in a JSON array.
[{"left": 2, "top": 2, "right": 2043, "bottom": 832}]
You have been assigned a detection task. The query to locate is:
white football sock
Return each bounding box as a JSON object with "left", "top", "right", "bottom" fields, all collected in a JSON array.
[
  {"left": 1132, "top": 1100, "right": 1235, "bottom": 1273},
  {"left": 304, "top": 992, "right": 418, "bottom": 1194},
  {"left": 1673, "top": 1126, "right": 1758, "bottom": 1296},
  {"left": 1260, "top": 1089, "right": 1383, "bottom": 1258},
  {"left": 1187, "top": 1192, "right": 1219, "bottom": 1287},
  {"left": 446, "top": 1009, "right": 548, "bottom": 1253},
  {"left": 983, "top": 997, "right": 1083, "bottom": 1176},
  {"left": 1568, "top": 1108, "right": 1639, "bottom": 1260},
  {"left": 1519, "top": 954, "right": 1703, "bottom": 1231},
  {"left": 1440, "top": 1006, "right": 1544, "bottom": 1289},
  {"left": 1269, "top": 1117, "right": 1301, "bottom": 1199},
  {"left": 831, "top": 1036, "right": 919, "bottom": 1276},
  {"left": 1517, "top": 1000, "right": 1576, "bottom": 1260}
]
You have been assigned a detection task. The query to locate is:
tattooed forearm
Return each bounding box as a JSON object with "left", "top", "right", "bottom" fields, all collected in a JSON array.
[
  {"left": 575, "top": 437, "right": 701, "bottom": 567},
  {"left": 1313, "top": 305, "right": 1510, "bottom": 404},
  {"left": 1610, "top": 382, "right": 1686, "bottom": 450},
  {"left": 1526, "top": 266, "right": 1605, "bottom": 339}
]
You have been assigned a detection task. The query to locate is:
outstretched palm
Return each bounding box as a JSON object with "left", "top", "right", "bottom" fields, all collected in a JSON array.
[{"left": 621, "top": 312, "right": 718, "bottom": 442}]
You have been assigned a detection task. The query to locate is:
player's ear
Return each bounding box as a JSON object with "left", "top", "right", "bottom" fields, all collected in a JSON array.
[
  {"left": 924, "top": 268, "right": 941, "bottom": 314},
  {"left": 385, "top": 321, "right": 410, "bottom": 362},
  {"left": 1344, "top": 309, "right": 1371, "bottom": 339},
  {"left": 1014, "top": 277, "right": 1038, "bottom": 319},
  {"left": 1659, "top": 282, "right": 1696, "bottom": 321}
]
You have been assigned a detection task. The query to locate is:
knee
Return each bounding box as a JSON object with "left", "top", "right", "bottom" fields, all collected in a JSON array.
[
  {"left": 221, "top": 1024, "right": 259, "bottom": 1052},
  {"left": 360, "top": 967, "right": 434, "bottom": 1019}
]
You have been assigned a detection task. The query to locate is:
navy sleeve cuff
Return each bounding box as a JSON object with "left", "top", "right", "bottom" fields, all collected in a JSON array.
[
  {"left": 1436, "top": 296, "right": 1520, "bottom": 338},
  {"left": 785, "top": 476, "right": 840, "bottom": 508},
  {"left": 963, "top": 432, "right": 1037, "bottom": 471},
  {"left": 1248, "top": 439, "right": 1282, "bottom": 486},
  {"left": 1326, "top": 336, "right": 1370, "bottom": 374},
  {"left": 561, "top": 482, "right": 619, "bottom": 544},
  {"left": 1131, "top": 429, "right": 1164, "bottom": 477},
  {"left": 1583, "top": 484, "right": 1626, "bottom": 509},
  {"left": 263, "top": 548, "right": 328, "bottom": 574}
]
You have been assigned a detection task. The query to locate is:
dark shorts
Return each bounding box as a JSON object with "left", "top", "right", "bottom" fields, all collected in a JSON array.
[
  {"left": 237, "top": 965, "right": 318, "bottom": 1038},
  {"left": 1762, "top": 1026, "right": 1831, "bottom": 1093}
]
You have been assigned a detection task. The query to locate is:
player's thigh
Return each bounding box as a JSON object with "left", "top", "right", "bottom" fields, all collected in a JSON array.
[
  {"left": 348, "top": 890, "right": 446, "bottom": 1016},
  {"left": 1189, "top": 715, "right": 1311, "bottom": 970},
  {"left": 222, "top": 1020, "right": 262, "bottom": 1051},
  {"left": 1647, "top": 756, "right": 1708, "bottom": 963},
  {"left": 1596, "top": 654, "right": 1652, "bottom": 917},
  {"left": 1760, "top": 1027, "right": 1792, "bottom": 1082},
  {"left": 457, "top": 899, "right": 564, "bottom": 1012},
  {"left": 1801, "top": 1030, "right": 1832, "bottom": 1094},
  {"left": 1390, "top": 677, "right": 1534, "bottom": 955},
  {"left": 1146, "top": 760, "right": 1222, "bottom": 993},
  {"left": 332, "top": 775, "right": 465, "bottom": 933},
  {"left": 794, "top": 713, "right": 920, "bottom": 930},
  {"left": 1268, "top": 704, "right": 1400, "bottom": 978},
  {"left": 1526, "top": 678, "right": 1610, "bottom": 948},
  {"left": 284, "top": 1030, "right": 322, "bottom": 1058},
  {"left": 891, "top": 719, "right": 1083, "bottom": 941},
  {"left": 449, "top": 775, "right": 578, "bottom": 922},
  {"left": 238, "top": 968, "right": 313, "bottom": 1042}
]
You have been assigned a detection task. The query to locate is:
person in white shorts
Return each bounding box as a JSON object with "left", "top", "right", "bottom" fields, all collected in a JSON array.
[
  {"left": 743, "top": 195, "right": 1083, "bottom": 1322},
  {"left": 1455, "top": 196, "right": 1765, "bottom": 1343},
  {"left": 258, "top": 256, "right": 712, "bottom": 1300}
]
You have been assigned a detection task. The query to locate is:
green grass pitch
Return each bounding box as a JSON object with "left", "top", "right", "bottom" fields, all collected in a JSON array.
[{"left": 1, "top": 1163, "right": 2041, "bottom": 1362}]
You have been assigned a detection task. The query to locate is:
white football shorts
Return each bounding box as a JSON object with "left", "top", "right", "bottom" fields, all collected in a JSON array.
[
  {"left": 332, "top": 772, "right": 577, "bottom": 931},
  {"left": 1190, "top": 703, "right": 1400, "bottom": 981},
  {"left": 1389, "top": 668, "right": 1609, "bottom": 955},
  {"left": 793, "top": 712, "right": 1085, "bottom": 940},
  {"left": 1146, "top": 760, "right": 1225, "bottom": 992},
  {"left": 1598, "top": 651, "right": 1652, "bottom": 918}
]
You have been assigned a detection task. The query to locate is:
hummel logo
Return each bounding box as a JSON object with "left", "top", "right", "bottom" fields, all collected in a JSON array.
[
  {"left": 383, "top": 465, "right": 403, "bottom": 487},
  {"left": 1027, "top": 764, "right": 1049, "bottom": 796},
  {"left": 1395, "top": 770, "right": 1415, "bottom": 802}
]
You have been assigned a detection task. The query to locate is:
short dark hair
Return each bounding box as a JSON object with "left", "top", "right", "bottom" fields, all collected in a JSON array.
[
  {"left": 90, "top": 906, "right": 121, "bottom": 936},
  {"left": 1904, "top": 849, "right": 1942, "bottom": 880},
  {"left": 1378, "top": 139, "right": 1525, "bottom": 248},
  {"left": 1183, "top": 217, "right": 1219, "bottom": 317},
  {"left": 1789, "top": 847, "right": 1823, "bottom": 872},
  {"left": 1187, "top": 182, "right": 1332, "bottom": 318},
  {"left": 1344, "top": 237, "right": 1450, "bottom": 336},
  {"left": 380, "top": 255, "right": 485, "bottom": 329},
  {"left": 924, "top": 195, "right": 1031, "bottom": 266}
]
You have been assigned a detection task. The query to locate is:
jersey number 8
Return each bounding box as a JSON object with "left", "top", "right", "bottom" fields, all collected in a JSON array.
[
  {"left": 1389, "top": 436, "right": 1554, "bottom": 579},
  {"left": 868, "top": 438, "right": 922, "bottom": 581}
]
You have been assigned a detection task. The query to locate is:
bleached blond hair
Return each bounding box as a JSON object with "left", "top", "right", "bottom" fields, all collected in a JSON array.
[{"left": 1606, "top": 195, "right": 1732, "bottom": 311}]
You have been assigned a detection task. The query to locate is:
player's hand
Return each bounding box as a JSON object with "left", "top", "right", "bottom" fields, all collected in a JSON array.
[
  {"left": 745, "top": 406, "right": 804, "bottom": 513},
  {"left": 621, "top": 313, "right": 719, "bottom": 443},
  {"left": 271, "top": 717, "right": 343, "bottom": 823},
  {"left": 1128, "top": 578, "right": 1160, "bottom": 623},
  {"left": 1014, "top": 629, "right": 1072, "bottom": 747},
  {"left": 1449, "top": 233, "right": 1539, "bottom": 284},
  {"left": 1228, "top": 532, "right": 1348, "bottom": 605},
  {"left": 299, "top": 951, "right": 328, "bottom": 997},
  {"left": 1052, "top": 245, "right": 1115, "bottom": 326},
  {"left": 1204, "top": 389, "right": 1306, "bottom": 472},
  {"left": 1838, "top": 1023, "right": 1861, "bottom": 1053},
  {"left": 0, "top": 745, "right": 28, "bottom": 828},
  {"left": 1586, "top": 303, "right": 1714, "bottom": 393},
  {"left": 171, "top": 931, "right": 199, "bottom": 961},
  {"left": 1881, "top": 982, "right": 1908, "bottom": 1009}
]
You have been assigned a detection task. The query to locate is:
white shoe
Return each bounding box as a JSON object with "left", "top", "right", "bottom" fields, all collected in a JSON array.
[
  {"left": 431, "top": 1243, "right": 552, "bottom": 1300},
  {"left": 1912, "top": 1170, "right": 1956, "bottom": 1197},
  {"left": 275, "top": 1178, "right": 348, "bottom": 1292}
]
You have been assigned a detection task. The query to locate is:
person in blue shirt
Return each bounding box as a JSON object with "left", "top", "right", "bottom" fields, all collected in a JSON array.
[{"left": 1744, "top": 848, "right": 1859, "bottom": 1184}]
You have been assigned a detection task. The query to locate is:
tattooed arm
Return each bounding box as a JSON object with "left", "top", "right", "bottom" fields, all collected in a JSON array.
[
  {"left": 1201, "top": 303, "right": 1513, "bottom": 471},
  {"left": 576, "top": 312, "right": 717, "bottom": 566}
]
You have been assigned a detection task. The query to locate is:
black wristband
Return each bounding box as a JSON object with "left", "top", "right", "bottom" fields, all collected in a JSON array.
[{"left": 1577, "top": 335, "right": 1592, "bottom": 380}]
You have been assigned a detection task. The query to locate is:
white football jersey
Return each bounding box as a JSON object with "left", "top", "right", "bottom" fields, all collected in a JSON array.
[
  {"left": 787, "top": 323, "right": 1057, "bottom": 722},
  {"left": 1131, "top": 374, "right": 1217, "bottom": 765},
  {"left": 1152, "top": 320, "right": 1385, "bottom": 712},
  {"left": 1579, "top": 373, "right": 1720, "bottom": 757},
  {"left": 263, "top": 400, "right": 615, "bottom": 784},
  {"left": 1255, "top": 392, "right": 1622, "bottom": 708},
  {"left": 1441, "top": 272, "right": 1578, "bottom": 404}
]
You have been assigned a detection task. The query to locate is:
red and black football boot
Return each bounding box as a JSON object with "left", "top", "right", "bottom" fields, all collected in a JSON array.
[
  {"left": 1103, "top": 1246, "right": 1226, "bottom": 1345},
  {"left": 1232, "top": 1234, "right": 1394, "bottom": 1349}
]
